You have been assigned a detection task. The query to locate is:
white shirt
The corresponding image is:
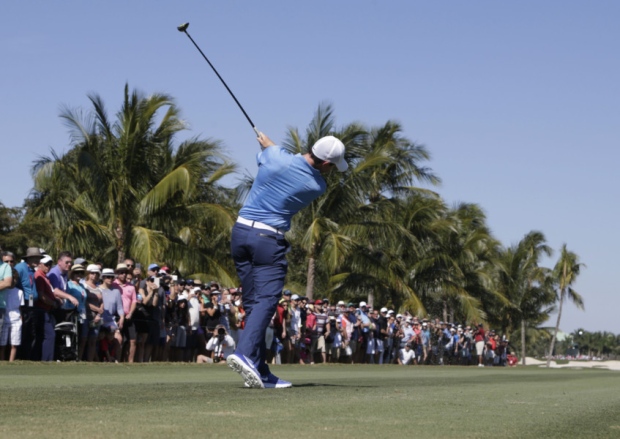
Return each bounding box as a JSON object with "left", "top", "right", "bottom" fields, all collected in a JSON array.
[
  {"left": 188, "top": 297, "right": 201, "bottom": 329},
  {"left": 289, "top": 307, "right": 301, "bottom": 336},
  {"left": 4, "top": 288, "right": 24, "bottom": 322},
  {"left": 206, "top": 334, "right": 236, "bottom": 359},
  {"left": 399, "top": 348, "right": 416, "bottom": 365}
]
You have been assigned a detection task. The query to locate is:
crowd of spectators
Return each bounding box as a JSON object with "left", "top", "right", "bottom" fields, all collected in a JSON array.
[{"left": 0, "top": 247, "right": 516, "bottom": 366}]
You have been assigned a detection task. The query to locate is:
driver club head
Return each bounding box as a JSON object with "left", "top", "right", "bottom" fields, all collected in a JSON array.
[{"left": 177, "top": 22, "right": 189, "bottom": 32}]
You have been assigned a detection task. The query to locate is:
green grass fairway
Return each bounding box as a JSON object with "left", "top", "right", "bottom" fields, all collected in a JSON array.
[{"left": 1, "top": 363, "right": 619, "bottom": 438}]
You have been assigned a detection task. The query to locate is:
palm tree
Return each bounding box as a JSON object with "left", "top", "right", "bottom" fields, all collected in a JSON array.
[
  {"left": 30, "top": 84, "right": 238, "bottom": 281},
  {"left": 493, "top": 231, "right": 555, "bottom": 364},
  {"left": 546, "top": 244, "right": 585, "bottom": 367},
  {"left": 409, "top": 202, "right": 502, "bottom": 323}
]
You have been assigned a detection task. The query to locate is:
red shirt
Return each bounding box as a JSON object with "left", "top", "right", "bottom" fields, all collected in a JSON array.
[
  {"left": 474, "top": 327, "right": 485, "bottom": 342},
  {"left": 34, "top": 269, "right": 56, "bottom": 311}
]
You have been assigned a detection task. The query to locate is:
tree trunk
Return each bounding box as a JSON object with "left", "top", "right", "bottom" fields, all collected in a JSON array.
[
  {"left": 367, "top": 291, "right": 374, "bottom": 310},
  {"left": 521, "top": 319, "right": 526, "bottom": 366},
  {"left": 442, "top": 300, "right": 448, "bottom": 323},
  {"left": 115, "top": 221, "right": 126, "bottom": 264},
  {"left": 306, "top": 256, "right": 315, "bottom": 301},
  {"left": 546, "top": 292, "right": 564, "bottom": 368}
]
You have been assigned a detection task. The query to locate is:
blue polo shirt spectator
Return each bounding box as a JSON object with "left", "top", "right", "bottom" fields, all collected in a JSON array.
[{"left": 15, "top": 261, "right": 37, "bottom": 301}]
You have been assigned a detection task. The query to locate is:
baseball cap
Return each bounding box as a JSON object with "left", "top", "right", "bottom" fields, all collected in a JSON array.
[
  {"left": 387, "top": 310, "right": 394, "bottom": 315},
  {"left": 347, "top": 302, "right": 355, "bottom": 307},
  {"left": 359, "top": 301, "right": 367, "bottom": 308},
  {"left": 291, "top": 294, "right": 300, "bottom": 300},
  {"left": 40, "top": 255, "right": 53, "bottom": 265},
  {"left": 337, "top": 300, "right": 346, "bottom": 306},
  {"left": 283, "top": 289, "right": 292, "bottom": 296},
  {"left": 380, "top": 307, "right": 388, "bottom": 313},
  {"left": 312, "top": 136, "right": 348, "bottom": 172},
  {"left": 74, "top": 257, "right": 86, "bottom": 265},
  {"left": 314, "top": 299, "right": 323, "bottom": 305},
  {"left": 148, "top": 263, "right": 160, "bottom": 271}
]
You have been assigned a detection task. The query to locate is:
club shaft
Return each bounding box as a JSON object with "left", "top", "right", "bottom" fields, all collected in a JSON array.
[{"left": 182, "top": 30, "right": 259, "bottom": 136}]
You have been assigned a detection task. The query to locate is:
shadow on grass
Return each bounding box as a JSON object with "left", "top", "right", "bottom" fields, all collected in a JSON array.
[{"left": 293, "top": 383, "right": 378, "bottom": 388}]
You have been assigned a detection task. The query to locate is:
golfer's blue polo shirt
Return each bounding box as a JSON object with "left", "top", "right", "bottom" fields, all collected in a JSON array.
[{"left": 239, "top": 145, "right": 326, "bottom": 231}]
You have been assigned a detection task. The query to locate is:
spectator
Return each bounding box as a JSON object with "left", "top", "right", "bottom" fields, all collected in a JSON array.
[
  {"left": 346, "top": 303, "right": 360, "bottom": 364},
  {"left": 486, "top": 330, "right": 497, "bottom": 366},
  {"left": 311, "top": 299, "right": 328, "bottom": 364},
  {"left": 34, "top": 255, "right": 59, "bottom": 361},
  {"left": 375, "top": 308, "right": 389, "bottom": 364},
  {"left": 326, "top": 315, "right": 342, "bottom": 363},
  {"left": 141, "top": 273, "right": 165, "bottom": 362},
  {"left": 47, "top": 251, "right": 73, "bottom": 296},
  {"left": 274, "top": 297, "right": 289, "bottom": 363},
  {"left": 15, "top": 247, "right": 44, "bottom": 360},
  {"left": 227, "top": 288, "right": 244, "bottom": 347},
  {"left": 420, "top": 321, "right": 431, "bottom": 364},
  {"left": 287, "top": 294, "right": 301, "bottom": 364},
  {"left": 84, "top": 264, "right": 104, "bottom": 362},
  {"left": 186, "top": 287, "right": 202, "bottom": 362},
  {"left": 133, "top": 292, "right": 153, "bottom": 363},
  {"left": 100, "top": 268, "right": 124, "bottom": 362},
  {"left": 173, "top": 294, "right": 191, "bottom": 361},
  {"left": 0, "top": 252, "right": 16, "bottom": 355},
  {"left": 0, "top": 268, "right": 23, "bottom": 361},
  {"left": 198, "top": 325, "right": 235, "bottom": 364},
  {"left": 65, "top": 264, "right": 89, "bottom": 360},
  {"left": 398, "top": 343, "right": 416, "bottom": 365},
  {"left": 114, "top": 263, "right": 137, "bottom": 362},
  {"left": 356, "top": 302, "right": 372, "bottom": 363},
  {"left": 474, "top": 323, "right": 486, "bottom": 367}
]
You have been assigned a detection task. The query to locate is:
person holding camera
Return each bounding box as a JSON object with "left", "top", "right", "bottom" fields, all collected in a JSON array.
[{"left": 197, "top": 325, "right": 235, "bottom": 363}]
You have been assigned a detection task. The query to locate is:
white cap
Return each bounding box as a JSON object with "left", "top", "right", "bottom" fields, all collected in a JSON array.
[
  {"left": 192, "top": 287, "right": 201, "bottom": 294},
  {"left": 380, "top": 307, "right": 388, "bottom": 313},
  {"left": 396, "top": 314, "right": 403, "bottom": 319},
  {"left": 359, "top": 301, "right": 367, "bottom": 308},
  {"left": 337, "top": 300, "right": 346, "bottom": 306},
  {"left": 387, "top": 310, "right": 394, "bottom": 315},
  {"left": 86, "top": 264, "right": 101, "bottom": 273},
  {"left": 312, "top": 136, "right": 347, "bottom": 172},
  {"left": 40, "top": 255, "right": 53, "bottom": 265},
  {"left": 291, "top": 294, "right": 300, "bottom": 300}
]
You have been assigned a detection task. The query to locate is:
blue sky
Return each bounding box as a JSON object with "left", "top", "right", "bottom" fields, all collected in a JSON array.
[{"left": 1, "top": 1, "right": 618, "bottom": 333}]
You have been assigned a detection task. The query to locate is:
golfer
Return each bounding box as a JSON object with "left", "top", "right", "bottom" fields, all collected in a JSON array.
[{"left": 227, "top": 132, "right": 347, "bottom": 388}]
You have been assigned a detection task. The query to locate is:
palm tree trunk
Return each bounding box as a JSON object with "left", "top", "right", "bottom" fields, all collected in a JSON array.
[
  {"left": 367, "top": 291, "right": 374, "bottom": 309},
  {"left": 115, "top": 221, "right": 126, "bottom": 264},
  {"left": 442, "top": 300, "right": 448, "bottom": 323},
  {"left": 546, "top": 293, "right": 564, "bottom": 368},
  {"left": 521, "top": 319, "right": 526, "bottom": 366},
  {"left": 306, "top": 255, "right": 315, "bottom": 301}
]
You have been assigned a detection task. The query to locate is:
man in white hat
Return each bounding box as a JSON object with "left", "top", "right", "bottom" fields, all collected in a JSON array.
[{"left": 227, "top": 132, "right": 347, "bottom": 389}]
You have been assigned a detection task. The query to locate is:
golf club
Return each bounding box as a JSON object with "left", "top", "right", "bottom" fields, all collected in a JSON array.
[{"left": 177, "top": 22, "right": 260, "bottom": 137}]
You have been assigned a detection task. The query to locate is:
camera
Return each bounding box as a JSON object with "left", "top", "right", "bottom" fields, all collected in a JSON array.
[{"left": 217, "top": 327, "right": 226, "bottom": 336}]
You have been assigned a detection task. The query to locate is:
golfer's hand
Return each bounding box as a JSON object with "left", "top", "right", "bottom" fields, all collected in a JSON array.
[{"left": 257, "top": 132, "right": 275, "bottom": 148}]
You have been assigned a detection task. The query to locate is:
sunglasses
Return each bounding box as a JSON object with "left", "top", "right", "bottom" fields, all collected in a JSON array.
[{"left": 3, "top": 260, "right": 14, "bottom": 264}]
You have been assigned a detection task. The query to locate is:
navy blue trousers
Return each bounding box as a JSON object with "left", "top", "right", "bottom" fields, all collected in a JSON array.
[{"left": 231, "top": 222, "right": 289, "bottom": 375}]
